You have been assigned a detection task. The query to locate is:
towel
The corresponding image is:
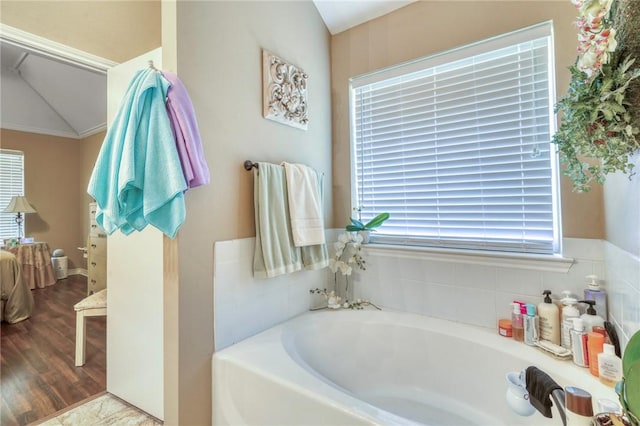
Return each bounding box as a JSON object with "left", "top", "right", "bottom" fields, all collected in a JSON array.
[
  {"left": 253, "top": 163, "right": 302, "bottom": 278},
  {"left": 282, "top": 162, "right": 325, "bottom": 247},
  {"left": 87, "top": 68, "right": 187, "bottom": 238},
  {"left": 253, "top": 163, "right": 329, "bottom": 278},
  {"left": 525, "top": 366, "right": 562, "bottom": 418},
  {"left": 162, "top": 71, "right": 210, "bottom": 189}
]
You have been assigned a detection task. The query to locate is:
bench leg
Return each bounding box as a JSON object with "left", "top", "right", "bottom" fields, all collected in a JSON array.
[{"left": 75, "top": 311, "right": 86, "bottom": 366}]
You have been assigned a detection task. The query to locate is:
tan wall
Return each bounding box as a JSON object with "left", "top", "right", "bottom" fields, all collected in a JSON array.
[
  {"left": 175, "top": 1, "right": 332, "bottom": 423},
  {"left": 331, "top": 0, "right": 604, "bottom": 239},
  {"left": 0, "top": 0, "right": 161, "bottom": 63},
  {"left": 1, "top": 129, "right": 84, "bottom": 269}
]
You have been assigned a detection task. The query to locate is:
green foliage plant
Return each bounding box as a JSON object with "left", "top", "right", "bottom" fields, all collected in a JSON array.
[
  {"left": 619, "top": 330, "right": 640, "bottom": 425},
  {"left": 345, "top": 212, "right": 390, "bottom": 232},
  {"left": 553, "top": 57, "right": 640, "bottom": 192}
]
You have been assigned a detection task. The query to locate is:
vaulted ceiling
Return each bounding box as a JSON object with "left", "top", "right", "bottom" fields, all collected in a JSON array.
[
  {"left": 0, "top": 1, "right": 414, "bottom": 140},
  {"left": 1, "top": 40, "right": 108, "bottom": 139}
]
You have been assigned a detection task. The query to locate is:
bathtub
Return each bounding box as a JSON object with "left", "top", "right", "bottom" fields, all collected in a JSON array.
[{"left": 212, "top": 309, "right": 617, "bottom": 425}]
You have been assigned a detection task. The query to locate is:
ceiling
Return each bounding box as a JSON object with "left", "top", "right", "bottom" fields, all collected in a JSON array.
[
  {"left": 313, "top": 0, "right": 416, "bottom": 35},
  {"left": 1, "top": 40, "right": 108, "bottom": 139},
  {"left": 0, "top": 1, "right": 413, "bottom": 140}
]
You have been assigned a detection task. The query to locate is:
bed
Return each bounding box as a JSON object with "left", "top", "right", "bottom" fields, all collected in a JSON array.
[{"left": 1, "top": 250, "right": 34, "bottom": 323}]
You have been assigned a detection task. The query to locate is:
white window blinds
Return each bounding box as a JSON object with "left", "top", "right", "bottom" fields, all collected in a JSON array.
[
  {"left": 351, "top": 22, "right": 561, "bottom": 254},
  {"left": 0, "top": 150, "right": 25, "bottom": 240}
]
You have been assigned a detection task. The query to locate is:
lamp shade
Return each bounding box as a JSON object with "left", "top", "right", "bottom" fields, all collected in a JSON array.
[{"left": 3, "top": 196, "right": 36, "bottom": 214}]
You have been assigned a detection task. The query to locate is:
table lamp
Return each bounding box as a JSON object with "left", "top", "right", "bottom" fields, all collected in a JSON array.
[{"left": 3, "top": 195, "right": 37, "bottom": 239}]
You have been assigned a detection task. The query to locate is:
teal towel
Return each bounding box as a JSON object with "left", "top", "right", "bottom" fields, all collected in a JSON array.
[
  {"left": 253, "top": 163, "right": 328, "bottom": 279},
  {"left": 87, "top": 69, "right": 187, "bottom": 238}
]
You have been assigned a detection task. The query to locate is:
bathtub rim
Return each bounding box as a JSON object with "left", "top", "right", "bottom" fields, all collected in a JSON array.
[{"left": 212, "top": 308, "right": 618, "bottom": 425}]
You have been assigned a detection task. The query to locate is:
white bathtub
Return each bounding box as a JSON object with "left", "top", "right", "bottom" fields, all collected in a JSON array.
[{"left": 212, "top": 309, "right": 616, "bottom": 425}]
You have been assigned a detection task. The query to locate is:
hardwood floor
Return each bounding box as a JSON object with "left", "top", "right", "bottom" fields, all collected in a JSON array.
[{"left": 1, "top": 275, "right": 106, "bottom": 426}]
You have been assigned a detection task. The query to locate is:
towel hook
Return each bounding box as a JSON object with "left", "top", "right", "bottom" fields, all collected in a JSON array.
[{"left": 148, "top": 60, "right": 158, "bottom": 70}]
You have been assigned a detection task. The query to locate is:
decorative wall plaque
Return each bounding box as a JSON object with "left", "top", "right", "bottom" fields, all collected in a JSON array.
[{"left": 262, "top": 49, "right": 308, "bottom": 130}]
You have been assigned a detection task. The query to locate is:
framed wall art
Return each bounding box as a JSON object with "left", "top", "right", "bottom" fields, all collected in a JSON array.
[{"left": 262, "top": 49, "right": 308, "bottom": 130}]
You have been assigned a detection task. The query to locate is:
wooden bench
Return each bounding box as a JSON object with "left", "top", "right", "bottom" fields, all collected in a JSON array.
[{"left": 74, "top": 289, "right": 106, "bottom": 366}]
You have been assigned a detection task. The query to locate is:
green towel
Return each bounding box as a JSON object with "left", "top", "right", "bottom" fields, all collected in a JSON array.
[{"left": 253, "top": 163, "right": 327, "bottom": 279}]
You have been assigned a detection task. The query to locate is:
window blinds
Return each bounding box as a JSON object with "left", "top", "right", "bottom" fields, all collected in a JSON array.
[
  {"left": 351, "top": 23, "right": 560, "bottom": 254},
  {"left": 0, "top": 150, "right": 25, "bottom": 240}
]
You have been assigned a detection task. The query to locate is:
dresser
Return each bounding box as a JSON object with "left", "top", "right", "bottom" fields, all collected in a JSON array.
[{"left": 87, "top": 203, "right": 107, "bottom": 295}]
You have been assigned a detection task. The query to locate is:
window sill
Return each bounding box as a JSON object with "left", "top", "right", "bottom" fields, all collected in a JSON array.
[{"left": 362, "top": 243, "right": 574, "bottom": 273}]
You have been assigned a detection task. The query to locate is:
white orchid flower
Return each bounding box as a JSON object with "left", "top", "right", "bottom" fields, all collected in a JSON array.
[
  {"left": 328, "top": 258, "right": 339, "bottom": 273},
  {"left": 338, "top": 233, "right": 350, "bottom": 244},
  {"left": 339, "top": 262, "right": 352, "bottom": 276}
]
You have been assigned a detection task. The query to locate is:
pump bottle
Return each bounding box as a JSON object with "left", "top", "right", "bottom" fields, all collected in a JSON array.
[
  {"left": 584, "top": 275, "right": 607, "bottom": 320},
  {"left": 580, "top": 300, "right": 605, "bottom": 333},
  {"left": 538, "top": 290, "right": 560, "bottom": 345},
  {"left": 561, "top": 295, "right": 580, "bottom": 349}
]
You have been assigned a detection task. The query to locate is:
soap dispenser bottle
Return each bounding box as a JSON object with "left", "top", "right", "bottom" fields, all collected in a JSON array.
[
  {"left": 584, "top": 275, "right": 607, "bottom": 320},
  {"left": 561, "top": 295, "right": 580, "bottom": 349},
  {"left": 538, "top": 290, "right": 560, "bottom": 345},
  {"left": 580, "top": 300, "right": 605, "bottom": 333}
]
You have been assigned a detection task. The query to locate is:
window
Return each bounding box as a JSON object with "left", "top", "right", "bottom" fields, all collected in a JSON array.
[
  {"left": 0, "top": 150, "right": 25, "bottom": 240},
  {"left": 350, "top": 22, "right": 561, "bottom": 255}
]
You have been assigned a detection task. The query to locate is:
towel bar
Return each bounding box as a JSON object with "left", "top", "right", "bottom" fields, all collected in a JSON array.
[{"left": 244, "top": 160, "right": 258, "bottom": 171}]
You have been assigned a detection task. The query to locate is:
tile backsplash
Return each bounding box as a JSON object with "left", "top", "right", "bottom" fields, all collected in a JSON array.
[
  {"left": 604, "top": 241, "right": 640, "bottom": 351},
  {"left": 213, "top": 237, "right": 331, "bottom": 350},
  {"left": 353, "top": 238, "right": 606, "bottom": 330},
  {"left": 214, "top": 234, "right": 638, "bottom": 352}
]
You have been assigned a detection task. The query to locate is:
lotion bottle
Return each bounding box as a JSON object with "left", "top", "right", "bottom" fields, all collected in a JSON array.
[
  {"left": 588, "top": 332, "right": 605, "bottom": 377},
  {"left": 512, "top": 302, "right": 524, "bottom": 342},
  {"left": 571, "top": 318, "right": 589, "bottom": 367},
  {"left": 598, "top": 344, "right": 622, "bottom": 387},
  {"left": 538, "top": 290, "right": 560, "bottom": 345},
  {"left": 524, "top": 303, "right": 538, "bottom": 346},
  {"left": 580, "top": 300, "right": 605, "bottom": 333},
  {"left": 584, "top": 275, "right": 607, "bottom": 320},
  {"left": 561, "top": 296, "right": 580, "bottom": 349}
]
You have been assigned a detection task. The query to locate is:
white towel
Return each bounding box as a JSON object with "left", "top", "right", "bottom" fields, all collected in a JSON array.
[{"left": 282, "top": 162, "right": 325, "bottom": 247}]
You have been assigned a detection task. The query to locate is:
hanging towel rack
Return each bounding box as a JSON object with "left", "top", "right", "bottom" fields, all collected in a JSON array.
[{"left": 244, "top": 160, "right": 258, "bottom": 171}]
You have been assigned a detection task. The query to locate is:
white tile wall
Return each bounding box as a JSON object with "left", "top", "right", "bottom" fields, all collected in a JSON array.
[
  {"left": 354, "top": 238, "right": 607, "bottom": 330},
  {"left": 604, "top": 241, "right": 640, "bottom": 352},
  {"left": 214, "top": 235, "right": 639, "bottom": 354},
  {"left": 213, "top": 237, "right": 332, "bottom": 350}
]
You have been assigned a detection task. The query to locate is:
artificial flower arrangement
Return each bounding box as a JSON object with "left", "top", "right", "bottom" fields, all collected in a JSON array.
[
  {"left": 309, "top": 214, "right": 390, "bottom": 310},
  {"left": 553, "top": 0, "right": 640, "bottom": 192},
  {"left": 310, "top": 231, "right": 379, "bottom": 310}
]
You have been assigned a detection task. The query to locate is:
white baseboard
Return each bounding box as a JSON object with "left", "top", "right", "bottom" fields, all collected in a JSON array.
[{"left": 69, "top": 268, "right": 88, "bottom": 277}]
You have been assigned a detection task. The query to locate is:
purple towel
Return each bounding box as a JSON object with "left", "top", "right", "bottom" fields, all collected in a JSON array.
[{"left": 162, "top": 71, "right": 210, "bottom": 189}]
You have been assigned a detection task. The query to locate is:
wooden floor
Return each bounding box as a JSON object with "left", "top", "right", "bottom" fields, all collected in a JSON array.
[{"left": 1, "top": 275, "right": 106, "bottom": 426}]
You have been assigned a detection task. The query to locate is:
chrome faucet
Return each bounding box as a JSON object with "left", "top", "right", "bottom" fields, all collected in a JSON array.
[
  {"left": 517, "top": 368, "right": 567, "bottom": 426},
  {"left": 550, "top": 388, "right": 567, "bottom": 426}
]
